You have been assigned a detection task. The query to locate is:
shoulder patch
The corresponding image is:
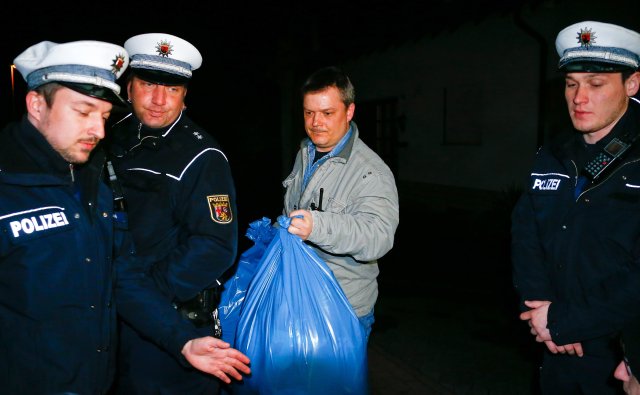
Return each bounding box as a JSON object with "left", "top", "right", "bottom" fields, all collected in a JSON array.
[{"left": 207, "top": 195, "right": 233, "bottom": 224}]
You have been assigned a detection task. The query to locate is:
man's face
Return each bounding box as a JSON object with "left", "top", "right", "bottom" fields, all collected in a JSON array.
[
  {"left": 564, "top": 72, "right": 637, "bottom": 140},
  {"left": 303, "top": 86, "right": 355, "bottom": 153},
  {"left": 127, "top": 76, "right": 187, "bottom": 129},
  {"left": 28, "top": 87, "right": 112, "bottom": 164}
]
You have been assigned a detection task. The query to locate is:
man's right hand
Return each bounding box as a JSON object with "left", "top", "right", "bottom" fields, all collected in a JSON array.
[
  {"left": 181, "top": 337, "right": 251, "bottom": 383},
  {"left": 540, "top": 339, "right": 584, "bottom": 356},
  {"left": 287, "top": 209, "right": 313, "bottom": 240}
]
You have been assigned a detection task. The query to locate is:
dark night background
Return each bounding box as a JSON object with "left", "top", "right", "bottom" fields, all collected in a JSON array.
[
  {"left": 0, "top": 0, "right": 586, "bottom": 236},
  {"left": 0, "top": 0, "right": 537, "bottom": 252},
  {"left": 2, "top": 1, "right": 640, "bottom": 393}
]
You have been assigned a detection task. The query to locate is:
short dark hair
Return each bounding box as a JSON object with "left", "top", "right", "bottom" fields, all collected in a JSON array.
[
  {"left": 622, "top": 69, "right": 638, "bottom": 82},
  {"left": 34, "top": 83, "right": 65, "bottom": 108},
  {"left": 126, "top": 70, "right": 190, "bottom": 88},
  {"left": 301, "top": 66, "right": 355, "bottom": 106}
]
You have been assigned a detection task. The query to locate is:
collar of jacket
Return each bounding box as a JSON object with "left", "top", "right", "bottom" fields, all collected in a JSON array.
[
  {"left": 137, "top": 117, "right": 173, "bottom": 140},
  {"left": 337, "top": 121, "right": 358, "bottom": 161},
  {"left": 0, "top": 115, "right": 105, "bottom": 219},
  {"left": 0, "top": 115, "right": 71, "bottom": 178},
  {"left": 113, "top": 111, "right": 183, "bottom": 153}
]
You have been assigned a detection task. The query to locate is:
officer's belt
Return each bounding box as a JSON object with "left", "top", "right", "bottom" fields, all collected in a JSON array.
[{"left": 173, "top": 287, "right": 222, "bottom": 333}]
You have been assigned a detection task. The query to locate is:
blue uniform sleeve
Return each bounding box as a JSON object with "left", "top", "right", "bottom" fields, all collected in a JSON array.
[
  {"left": 547, "top": 263, "right": 640, "bottom": 345},
  {"left": 511, "top": 187, "right": 556, "bottom": 310},
  {"left": 113, "top": 215, "right": 198, "bottom": 364},
  {"left": 149, "top": 149, "right": 238, "bottom": 302}
]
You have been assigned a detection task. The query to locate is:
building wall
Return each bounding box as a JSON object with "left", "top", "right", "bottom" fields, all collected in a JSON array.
[
  {"left": 328, "top": 2, "right": 639, "bottom": 210},
  {"left": 346, "top": 15, "right": 540, "bottom": 193}
]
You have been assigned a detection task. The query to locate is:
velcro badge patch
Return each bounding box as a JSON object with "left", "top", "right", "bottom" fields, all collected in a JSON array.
[{"left": 207, "top": 195, "right": 233, "bottom": 224}]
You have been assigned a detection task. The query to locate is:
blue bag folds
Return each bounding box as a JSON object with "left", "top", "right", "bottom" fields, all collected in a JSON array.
[
  {"left": 219, "top": 217, "right": 276, "bottom": 346},
  {"left": 233, "top": 215, "right": 368, "bottom": 395}
]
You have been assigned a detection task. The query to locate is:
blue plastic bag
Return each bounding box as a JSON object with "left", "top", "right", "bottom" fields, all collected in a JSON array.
[
  {"left": 219, "top": 217, "right": 277, "bottom": 346},
  {"left": 232, "top": 215, "right": 368, "bottom": 395}
]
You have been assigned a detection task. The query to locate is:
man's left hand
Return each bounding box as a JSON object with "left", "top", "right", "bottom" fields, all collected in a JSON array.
[
  {"left": 520, "top": 300, "right": 552, "bottom": 341},
  {"left": 520, "top": 300, "right": 583, "bottom": 357},
  {"left": 181, "top": 337, "right": 251, "bottom": 383}
]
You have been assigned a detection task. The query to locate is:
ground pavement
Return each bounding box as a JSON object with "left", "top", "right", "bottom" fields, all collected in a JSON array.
[{"left": 366, "top": 204, "right": 543, "bottom": 395}]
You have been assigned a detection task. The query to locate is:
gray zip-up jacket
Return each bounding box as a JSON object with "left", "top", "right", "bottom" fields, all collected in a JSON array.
[{"left": 282, "top": 122, "right": 399, "bottom": 317}]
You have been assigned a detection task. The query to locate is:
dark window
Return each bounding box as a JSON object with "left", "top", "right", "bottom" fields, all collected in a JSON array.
[{"left": 354, "top": 98, "right": 401, "bottom": 177}]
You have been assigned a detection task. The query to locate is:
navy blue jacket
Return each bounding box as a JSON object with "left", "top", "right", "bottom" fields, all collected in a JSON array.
[
  {"left": 0, "top": 117, "right": 117, "bottom": 394},
  {"left": 108, "top": 111, "right": 238, "bottom": 304},
  {"left": 106, "top": 111, "right": 237, "bottom": 393},
  {"left": 0, "top": 116, "right": 201, "bottom": 394},
  {"left": 512, "top": 99, "right": 640, "bottom": 349}
]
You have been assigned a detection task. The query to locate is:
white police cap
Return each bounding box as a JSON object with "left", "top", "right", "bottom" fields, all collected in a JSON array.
[
  {"left": 13, "top": 40, "right": 129, "bottom": 105},
  {"left": 124, "top": 33, "right": 202, "bottom": 85},
  {"left": 555, "top": 21, "right": 640, "bottom": 72}
]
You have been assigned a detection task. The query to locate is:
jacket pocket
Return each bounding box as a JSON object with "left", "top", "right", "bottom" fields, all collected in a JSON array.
[{"left": 325, "top": 197, "right": 347, "bottom": 214}]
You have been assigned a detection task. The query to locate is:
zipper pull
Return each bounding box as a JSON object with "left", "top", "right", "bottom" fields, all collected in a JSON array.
[{"left": 69, "top": 163, "right": 75, "bottom": 182}]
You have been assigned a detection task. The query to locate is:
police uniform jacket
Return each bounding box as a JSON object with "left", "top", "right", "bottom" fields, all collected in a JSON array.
[
  {"left": 108, "top": 111, "right": 237, "bottom": 307},
  {"left": 512, "top": 98, "right": 640, "bottom": 349},
  {"left": 0, "top": 116, "right": 117, "bottom": 394},
  {"left": 0, "top": 116, "right": 203, "bottom": 394},
  {"left": 282, "top": 121, "right": 399, "bottom": 317}
]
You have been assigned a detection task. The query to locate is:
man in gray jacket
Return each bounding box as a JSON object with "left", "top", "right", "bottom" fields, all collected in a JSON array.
[{"left": 283, "top": 66, "right": 400, "bottom": 341}]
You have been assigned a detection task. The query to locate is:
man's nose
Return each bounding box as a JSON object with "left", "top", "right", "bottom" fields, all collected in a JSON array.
[{"left": 151, "top": 86, "right": 167, "bottom": 104}]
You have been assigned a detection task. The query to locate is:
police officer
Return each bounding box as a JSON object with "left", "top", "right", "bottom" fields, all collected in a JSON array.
[
  {"left": 0, "top": 39, "right": 250, "bottom": 395},
  {"left": 0, "top": 39, "right": 134, "bottom": 395},
  {"left": 513, "top": 21, "right": 640, "bottom": 394},
  {"left": 106, "top": 33, "right": 240, "bottom": 394}
]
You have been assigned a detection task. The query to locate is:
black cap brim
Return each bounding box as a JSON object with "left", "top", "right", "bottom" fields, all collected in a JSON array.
[
  {"left": 560, "top": 62, "right": 637, "bottom": 73},
  {"left": 131, "top": 68, "right": 190, "bottom": 86},
  {"left": 59, "top": 82, "right": 127, "bottom": 106}
]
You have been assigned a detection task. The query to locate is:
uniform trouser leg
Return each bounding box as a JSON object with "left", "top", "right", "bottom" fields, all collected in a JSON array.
[
  {"left": 539, "top": 351, "right": 625, "bottom": 395},
  {"left": 114, "top": 321, "right": 219, "bottom": 395}
]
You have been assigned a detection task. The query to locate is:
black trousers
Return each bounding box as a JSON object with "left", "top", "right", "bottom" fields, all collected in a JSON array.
[
  {"left": 111, "top": 321, "right": 220, "bottom": 395},
  {"left": 539, "top": 342, "right": 625, "bottom": 395}
]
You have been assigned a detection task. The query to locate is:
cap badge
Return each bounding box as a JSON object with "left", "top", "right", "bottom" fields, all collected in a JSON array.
[
  {"left": 156, "top": 40, "right": 173, "bottom": 57},
  {"left": 111, "top": 54, "right": 126, "bottom": 74},
  {"left": 576, "top": 27, "right": 597, "bottom": 48}
]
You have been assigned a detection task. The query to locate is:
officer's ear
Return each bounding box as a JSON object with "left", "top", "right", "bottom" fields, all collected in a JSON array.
[
  {"left": 25, "top": 91, "right": 44, "bottom": 122},
  {"left": 625, "top": 71, "right": 640, "bottom": 97}
]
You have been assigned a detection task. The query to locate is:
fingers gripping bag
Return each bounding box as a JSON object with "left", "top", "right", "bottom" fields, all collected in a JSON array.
[
  {"left": 219, "top": 217, "right": 277, "bottom": 346},
  {"left": 232, "top": 215, "right": 368, "bottom": 395}
]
